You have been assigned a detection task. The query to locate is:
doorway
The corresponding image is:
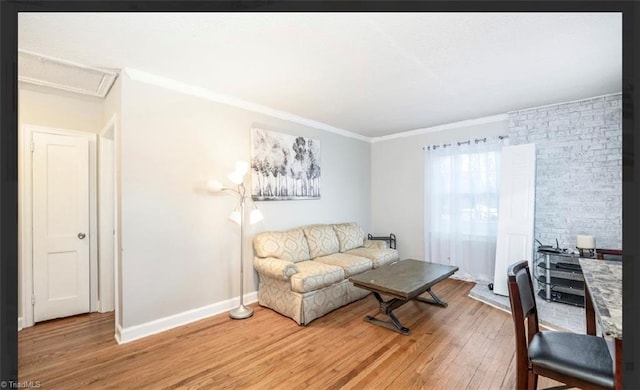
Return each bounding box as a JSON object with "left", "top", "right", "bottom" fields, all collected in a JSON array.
[{"left": 20, "top": 124, "right": 99, "bottom": 327}]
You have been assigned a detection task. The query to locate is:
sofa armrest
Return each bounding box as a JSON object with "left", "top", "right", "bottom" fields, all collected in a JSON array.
[
  {"left": 363, "top": 240, "right": 388, "bottom": 249},
  {"left": 254, "top": 257, "right": 299, "bottom": 281}
]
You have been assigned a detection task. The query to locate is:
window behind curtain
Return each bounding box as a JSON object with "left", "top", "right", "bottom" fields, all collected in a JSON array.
[{"left": 424, "top": 139, "right": 502, "bottom": 282}]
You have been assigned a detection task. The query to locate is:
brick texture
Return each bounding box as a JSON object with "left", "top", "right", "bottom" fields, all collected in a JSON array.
[{"left": 508, "top": 93, "right": 622, "bottom": 250}]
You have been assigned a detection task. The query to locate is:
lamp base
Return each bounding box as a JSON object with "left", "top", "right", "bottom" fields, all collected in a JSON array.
[
  {"left": 578, "top": 248, "right": 596, "bottom": 258},
  {"left": 229, "top": 305, "right": 254, "bottom": 319}
]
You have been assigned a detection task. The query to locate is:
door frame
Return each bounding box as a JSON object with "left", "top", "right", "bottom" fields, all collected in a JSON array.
[
  {"left": 20, "top": 124, "right": 98, "bottom": 328},
  {"left": 98, "top": 116, "right": 117, "bottom": 314}
]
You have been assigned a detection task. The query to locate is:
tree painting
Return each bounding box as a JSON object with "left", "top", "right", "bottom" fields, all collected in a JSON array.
[{"left": 251, "top": 128, "right": 320, "bottom": 200}]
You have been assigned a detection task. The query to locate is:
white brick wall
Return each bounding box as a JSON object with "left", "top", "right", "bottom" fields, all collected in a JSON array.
[{"left": 509, "top": 93, "right": 622, "bottom": 250}]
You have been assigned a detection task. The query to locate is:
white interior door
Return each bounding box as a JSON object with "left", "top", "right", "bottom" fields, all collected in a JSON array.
[
  {"left": 33, "top": 131, "right": 91, "bottom": 322},
  {"left": 493, "top": 143, "right": 536, "bottom": 296}
]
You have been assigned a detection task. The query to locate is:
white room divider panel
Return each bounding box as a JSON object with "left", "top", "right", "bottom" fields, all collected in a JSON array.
[{"left": 493, "top": 143, "right": 536, "bottom": 296}]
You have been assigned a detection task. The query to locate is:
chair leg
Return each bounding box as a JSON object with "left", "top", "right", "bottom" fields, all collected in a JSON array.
[
  {"left": 528, "top": 370, "right": 538, "bottom": 390},
  {"left": 516, "top": 368, "right": 528, "bottom": 389}
]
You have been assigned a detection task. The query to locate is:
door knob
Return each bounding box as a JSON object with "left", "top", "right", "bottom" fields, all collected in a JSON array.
[{"left": 78, "top": 232, "right": 86, "bottom": 239}]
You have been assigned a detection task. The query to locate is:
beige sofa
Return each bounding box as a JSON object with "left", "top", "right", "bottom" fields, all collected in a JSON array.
[{"left": 252, "top": 222, "right": 399, "bottom": 325}]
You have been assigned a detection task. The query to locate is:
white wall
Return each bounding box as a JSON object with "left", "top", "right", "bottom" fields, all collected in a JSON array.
[
  {"left": 509, "top": 94, "right": 622, "bottom": 250},
  {"left": 118, "top": 71, "right": 372, "bottom": 328},
  {"left": 370, "top": 118, "right": 509, "bottom": 261},
  {"left": 19, "top": 83, "right": 104, "bottom": 132}
]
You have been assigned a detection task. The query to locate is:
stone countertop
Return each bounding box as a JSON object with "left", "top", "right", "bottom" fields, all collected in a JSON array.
[{"left": 579, "top": 258, "right": 622, "bottom": 339}]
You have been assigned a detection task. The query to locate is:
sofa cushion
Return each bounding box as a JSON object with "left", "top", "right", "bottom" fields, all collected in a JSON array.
[
  {"left": 253, "top": 228, "right": 311, "bottom": 263},
  {"left": 345, "top": 247, "right": 399, "bottom": 268},
  {"left": 290, "top": 261, "right": 345, "bottom": 293},
  {"left": 333, "top": 223, "right": 366, "bottom": 252},
  {"left": 364, "top": 239, "right": 388, "bottom": 249},
  {"left": 302, "top": 224, "right": 340, "bottom": 258},
  {"left": 314, "top": 253, "right": 372, "bottom": 277}
]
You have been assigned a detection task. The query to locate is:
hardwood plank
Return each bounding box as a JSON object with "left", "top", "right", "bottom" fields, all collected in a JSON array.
[{"left": 18, "top": 279, "right": 568, "bottom": 389}]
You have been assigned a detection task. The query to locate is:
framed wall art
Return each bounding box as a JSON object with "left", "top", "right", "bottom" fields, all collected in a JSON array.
[{"left": 251, "top": 128, "right": 320, "bottom": 200}]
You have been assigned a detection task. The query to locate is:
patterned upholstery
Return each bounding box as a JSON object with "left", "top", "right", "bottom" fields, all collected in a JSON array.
[
  {"left": 253, "top": 222, "right": 399, "bottom": 325},
  {"left": 345, "top": 247, "right": 399, "bottom": 268},
  {"left": 253, "top": 256, "right": 298, "bottom": 281},
  {"left": 364, "top": 239, "right": 387, "bottom": 249},
  {"left": 253, "top": 228, "right": 311, "bottom": 263},
  {"left": 290, "top": 261, "right": 344, "bottom": 293},
  {"left": 314, "top": 252, "right": 372, "bottom": 277},
  {"left": 302, "top": 224, "right": 340, "bottom": 258},
  {"left": 333, "top": 222, "right": 366, "bottom": 252},
  {"left": 257, "top": 277, "right": 371, "bottom": 325}
]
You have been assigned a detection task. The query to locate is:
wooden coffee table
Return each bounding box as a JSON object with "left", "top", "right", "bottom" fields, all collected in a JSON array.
[{"left": 349, "top": 259, "right": 459, "bottom": 335}]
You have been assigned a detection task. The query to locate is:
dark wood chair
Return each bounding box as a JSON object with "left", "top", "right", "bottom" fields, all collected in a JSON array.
[
  {"left": 507, "top": 261, "right": 614, "bottom": 389},
  {"left": 595, "top": 248, "right": 622, "bottom": 261}
]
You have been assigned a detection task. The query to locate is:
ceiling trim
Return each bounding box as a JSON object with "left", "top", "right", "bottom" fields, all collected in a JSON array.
[
  {"left": 506, "top": 92, "right": 621, "bottom": 114},
  {"left": 124, "top": 68, "right": 371, "bottom": 143},
  {"left": 370, "top": 114, "right": 509, "bottom": 143}
]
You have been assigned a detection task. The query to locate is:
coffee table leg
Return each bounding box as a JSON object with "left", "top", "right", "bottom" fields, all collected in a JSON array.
[
  {"left": 365, "top": 313, "right": 410, "bottom": 335},
  {"left": 415, "top": 288, "right": 448, "bottom": 307},
  {"left": 364, "top": 292, "right": 411, "bottom": 335}
]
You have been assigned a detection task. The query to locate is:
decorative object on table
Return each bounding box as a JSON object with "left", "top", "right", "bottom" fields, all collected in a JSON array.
[
  {"left": 250, "top": 128, "right": 320, "bottom": 201},
  {"left": 208, "top": 161, "right": 264, "bottom": 319},
  {"left": 576, "top": 234, "right": 596, "bottom": 258}
]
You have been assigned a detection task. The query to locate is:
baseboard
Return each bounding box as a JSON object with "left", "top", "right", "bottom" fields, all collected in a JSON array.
[
  {"left": 114, "top": 323, "right": 123, "bottom": 344},
  {"left": 116, "top": 292, "right": 258, "bottom": 344},
  {"left": 18, "top": 317, "right": 24, "bottom": 331},
  {"left": 467, "top": 294, "right": 511, "bottom": 315}
]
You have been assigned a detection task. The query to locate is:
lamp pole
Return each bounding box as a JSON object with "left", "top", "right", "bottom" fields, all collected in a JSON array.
[
  {"left": 229, "top": 183, "right": 253, "bottom": 319},
  {"left": 208, "top": 161, "right": 260, "bottom": 320}
]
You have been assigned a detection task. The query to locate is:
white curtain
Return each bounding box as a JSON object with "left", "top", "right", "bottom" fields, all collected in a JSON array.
[{"left": 424, "top": 138, "right": 503, "bottom": 282}]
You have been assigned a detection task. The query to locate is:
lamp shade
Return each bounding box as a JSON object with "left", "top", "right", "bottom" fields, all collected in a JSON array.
[
  {"left": 235, "top": 161, "right": 250, "bottom": 177},
  {"left": 577, "top": 235, "right": 595, "bottom": 249},
  {"left": 207, "top": 179, "right": 224, "bottom": 192},
  {"left": 228, "top": 171, "right": 244, "bottom": 185},
  {"left": 228, "top": 210, "right": 242, "bottom": 225},
  {"left": 249, "top": 208, "right": 264, "bottom": 225}
]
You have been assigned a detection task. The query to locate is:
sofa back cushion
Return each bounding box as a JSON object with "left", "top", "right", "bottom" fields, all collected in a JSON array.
[
  {"left": 253, "top": 228, "right": 311, "bottom": 263},
  {"left": 302, "top": 224, "right": 340, "bottom": 258},
  {"left": 332, "top": 222, "right": 365, "bottom": 252}
]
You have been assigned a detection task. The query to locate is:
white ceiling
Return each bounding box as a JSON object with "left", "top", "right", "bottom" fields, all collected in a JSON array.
[{"left": 18, "top": 12, "right": 621, "bottom": 138}]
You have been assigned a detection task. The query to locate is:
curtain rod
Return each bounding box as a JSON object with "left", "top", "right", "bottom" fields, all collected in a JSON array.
[{"left": 422, "top": 135, "right": 509, "bottom": 151}]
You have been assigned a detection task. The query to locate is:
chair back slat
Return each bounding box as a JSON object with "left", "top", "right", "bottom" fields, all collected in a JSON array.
[
  {"left": 507, "top": 261, "right": 540, "bottom": 389},
  {"left": 515, "top": 267, "right": 536, "bottom": 317},
  {"left": 507, "top": 261, "right": 538, "bottom": 322}
]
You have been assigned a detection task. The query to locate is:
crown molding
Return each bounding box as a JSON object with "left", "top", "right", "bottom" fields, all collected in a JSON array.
[
  {"left": 123, "top": 68, "right": 370, "bottom": 142},
  {"left": 370, "top": 114, "right": 509, "bottom": 143},
  {"left": 506, "top": 92, "right": 622, "bottom": 114}
]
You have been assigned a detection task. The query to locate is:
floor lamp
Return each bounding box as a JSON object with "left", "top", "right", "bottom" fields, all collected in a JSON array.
[{"left": 208, "top": 161, "right": 263, "bottom": 319}]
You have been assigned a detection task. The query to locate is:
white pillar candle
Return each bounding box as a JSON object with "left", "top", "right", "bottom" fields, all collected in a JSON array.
[{"left": 576, "top": 235, "right": 595, "bottom": 249}]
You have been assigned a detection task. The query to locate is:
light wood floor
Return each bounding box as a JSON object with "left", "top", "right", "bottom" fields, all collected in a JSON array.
[{"left": 19, "top": 279, "right": 566, "bottom": 389}]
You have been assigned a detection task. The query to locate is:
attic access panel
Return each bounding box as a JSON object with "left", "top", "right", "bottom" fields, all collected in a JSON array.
[{"left": 18, "top": 49, "right": 118, "bottom": 98}]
